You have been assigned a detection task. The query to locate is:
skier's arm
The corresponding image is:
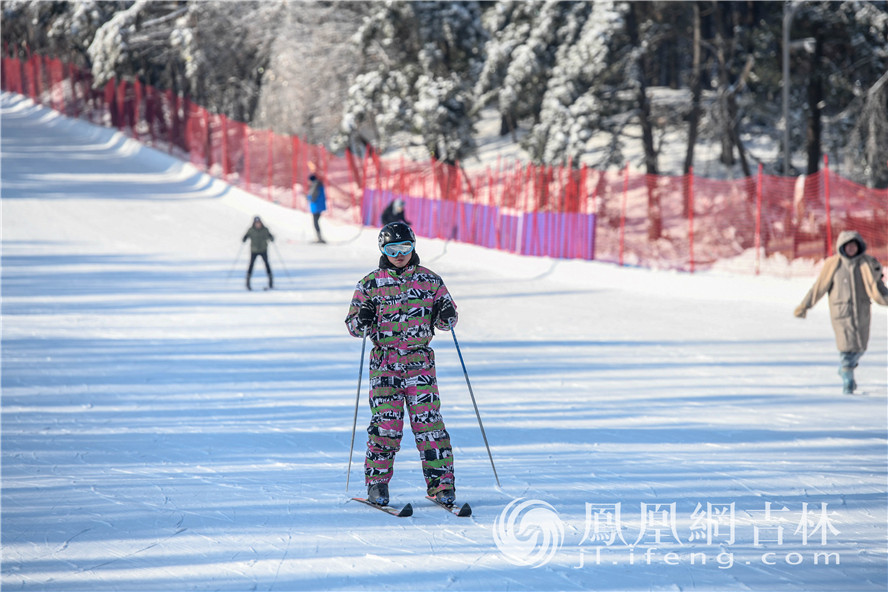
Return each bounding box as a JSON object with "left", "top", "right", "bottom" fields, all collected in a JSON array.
[
  {"left": 345, "top": 282, "right": 376, "bottom": 337},
  {"left": 432, "top": 287, "right": 458, "bottom": 331},
  {"left": 794, "top": 257, "right": 838, "bottom": 318},
  {"left": 862, "top": 256, "right": 888, "bottom": 306}
]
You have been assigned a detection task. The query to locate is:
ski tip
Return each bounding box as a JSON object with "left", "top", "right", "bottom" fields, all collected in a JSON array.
[
  {"left": 426, "top": 495, "right": 472, "bottom": 517},
  {"left": 399, "top": 503, "right": 414, "bottom": 517}
]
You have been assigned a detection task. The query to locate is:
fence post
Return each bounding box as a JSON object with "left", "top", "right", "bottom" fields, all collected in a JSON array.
[
  {"left": 70, "top": 61, "right": 80, "bottom": 118},
  {"left": 292, "top": 135, "right": 300, "bottom": 210},
  {"left": 619, "top": 162, "right": 629, "bottom": 267},
  {"left": 132, "top": 78, "right": 142, "bottom": 139},
  {"left": 169, "top": 91, "right": 179, "bottom": 154},
  {"left": 358, "top": 147, "right": 371, "bottom": 224},
  {"left": 589, "top": 167, "right": 600, "bottom": 262},
  {"left": 688, "top": 167, "right": 695, "bottom": 273},
  {"left": 823, "top": 154, "right": 832, "bottom": 258},
  {"left": 144, "top": 84, "right": 154, "bottom": 146},
  {"left": 243, "top": 128, "right": 251, "bottom": 191},
  {"left": 221, "top": 116, "right": 229, "bottom": 178},
  {"left": 755, "top": 163, "right": 763, "bottom": 275},
  {"left": 203, "top": 108, "right": 211, "bottom": 171},
  {"left": 267, "top": 129, "right": 274, "bottom": 202}
]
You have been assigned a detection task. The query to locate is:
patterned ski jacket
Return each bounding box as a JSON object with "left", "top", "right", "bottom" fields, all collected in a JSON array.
[{"left": 345, "top": 253, "right": 458, "bottom": 350}]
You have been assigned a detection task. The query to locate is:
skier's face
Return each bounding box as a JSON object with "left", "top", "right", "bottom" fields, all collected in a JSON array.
[{"left": 386, "top": 252, "right": 411, "bottom": 268}]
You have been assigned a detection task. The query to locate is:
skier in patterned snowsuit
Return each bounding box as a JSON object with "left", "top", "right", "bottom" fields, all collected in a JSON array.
[{"left": 345, "top": 222, "right": 458, "bottom": 506}]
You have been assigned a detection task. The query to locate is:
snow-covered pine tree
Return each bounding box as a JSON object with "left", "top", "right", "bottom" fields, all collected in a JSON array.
[
  {"left": 475, "top": 1, "right": 590, "bottom": 140},
  {"left": 253, "top": 2, "right": 367, "bottom": 144},
  {"left": 524, "top": 1, "right": 632, "bottom": 168},
  {"left": 87, "top": 0, "right": 284, "bottom": 124},
  {"left": 792, "top": 0, "right": 888, "bottom": 188},
  {"left": 339, "top": 0, "right": 487, "bottom": 165},
  {"left": 0, "top": 0, "right": 114, "bottom": 67}
]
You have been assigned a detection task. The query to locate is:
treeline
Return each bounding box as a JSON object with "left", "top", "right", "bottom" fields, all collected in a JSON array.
[{"left": 2, "top": 1, "right": 887, "bottom": 187}]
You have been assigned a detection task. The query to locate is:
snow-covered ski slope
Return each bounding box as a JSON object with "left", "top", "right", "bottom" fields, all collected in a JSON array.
[{"left": 2, "top": 92, "right": 886, "bottom": 591}]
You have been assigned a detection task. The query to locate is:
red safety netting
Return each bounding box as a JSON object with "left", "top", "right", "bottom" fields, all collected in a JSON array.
[{"left": 4, "top": 52, "right": 885, "bottom": 275}]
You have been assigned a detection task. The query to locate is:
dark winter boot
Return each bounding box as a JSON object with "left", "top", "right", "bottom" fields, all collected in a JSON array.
[
  {"left": 268, "top": 272, "right": 273, "bottom": 290},
  {"left": 367, "top": 482, "right": 389, "bottom": 506},
  {"left": 435, "top": 489, "right": 456, "bottom": 506},
  {"left": 246, "top": 272, "right": 252, "bottom": 291},
  {"left": 839, "top": 367, "right": 856, "bottom": 394}
]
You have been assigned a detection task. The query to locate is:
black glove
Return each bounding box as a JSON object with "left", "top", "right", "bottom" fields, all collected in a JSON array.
[
  {"left": 432, "top": 299, "right": 456, "bottom": 327},
  {"left": 356, "top": 301, "right": 376, "bottom": 330}
]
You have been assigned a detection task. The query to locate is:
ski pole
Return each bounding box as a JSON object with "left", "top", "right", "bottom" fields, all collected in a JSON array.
[
  {"left": 226, "top": 242, "right": 246, "bottom": 280},
  {"left": 449, "top": 325, "right": 501, "bottom": 487},
  {"left": 271, "top": 241, "right": 292, "bottom": 279},
  {"left": 346, "top": 328, "right": 368, "bottom": 492}
]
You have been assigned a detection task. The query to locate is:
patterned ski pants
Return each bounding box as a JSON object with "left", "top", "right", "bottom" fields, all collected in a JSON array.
[{"left": 365, "top": 347, "right": 455, "bottom": 496}]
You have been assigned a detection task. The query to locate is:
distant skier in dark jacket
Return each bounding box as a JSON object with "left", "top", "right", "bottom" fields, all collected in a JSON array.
[
  {"left": 345, "top": 222, "right": 458, "bottom": 508},
  {"left": 381, "top": 198, "right": 411, "bottom": 226},
  {"left": 242, "top": 216, "right": 274, "bottom": 291}
]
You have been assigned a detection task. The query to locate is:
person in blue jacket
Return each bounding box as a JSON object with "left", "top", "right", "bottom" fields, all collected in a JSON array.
[{"left": 308, "top": 173, "right": 327, "bottom": 243}]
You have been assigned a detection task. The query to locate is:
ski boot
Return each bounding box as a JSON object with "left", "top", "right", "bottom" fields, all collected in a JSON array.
[
  {"left": 367, "top": 483, "right": 389, "bottom": 506},
  {"left": 435, "top": 488, "right": 456, "bottom": 506},
  {"left": 839, "top": 367, "right": 857, "bottom": 395}
]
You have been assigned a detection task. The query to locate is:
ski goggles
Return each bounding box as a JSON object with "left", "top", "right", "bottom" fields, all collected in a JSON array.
[{"left": 381, "top": 240, "right": 415, "bottom": 257}]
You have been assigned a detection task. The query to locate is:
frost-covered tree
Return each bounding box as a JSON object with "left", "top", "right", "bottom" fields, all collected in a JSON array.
[
  {"left": 5, "top": 0, "right": 885, "bottom": 187},
  {"left": 791, "top": 0, "right": 888, "bottom": 187},
  {"left": 475, "top": 1, "right": 591, "bottom": 139},
  {"left": 1, "top": 0, "right": 115, "bottom": 65},
  {"left": 339, "top": 0, "right": 487, "bottom": 164},
  {"left": 253, "top": 2, "right": 366, "bottom": 144},
  {"left": 706, "top": 0, "right": 758, "bottom": 177},
  {"left": 523, "top": 1, "right": 632, "bottom": 167},
  {"left": 845, "top": 69, "right": 888, "bottom": 189},
  {"left": 86, "top": 0, "right": 284, "bottom": 122}
]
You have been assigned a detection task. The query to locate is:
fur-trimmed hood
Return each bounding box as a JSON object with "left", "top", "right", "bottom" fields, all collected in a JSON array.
[{"left": 836, "top": 230, "right": 866, "bottom": 258}]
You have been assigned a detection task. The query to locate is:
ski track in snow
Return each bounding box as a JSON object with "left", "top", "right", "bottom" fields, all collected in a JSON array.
[{"left": 2, "top": 91, "right": 887, "bottom": 591}]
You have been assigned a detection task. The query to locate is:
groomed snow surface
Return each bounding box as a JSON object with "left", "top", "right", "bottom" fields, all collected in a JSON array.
[{"left": 2, "top": 92, "right": 886, "bottom": 592}]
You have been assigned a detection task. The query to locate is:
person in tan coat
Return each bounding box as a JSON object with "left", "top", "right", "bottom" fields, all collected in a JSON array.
[{"left": 794, "top": 230, "right": 888, "bottom": 394}]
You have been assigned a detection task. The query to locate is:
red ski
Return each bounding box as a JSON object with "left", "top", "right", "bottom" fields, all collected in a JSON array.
[
  {"left": 426, "top": 495, "right": 472, "bottom": 517},
  {"left": 350, "top": 497, "right": 413, "bottom": 517}
]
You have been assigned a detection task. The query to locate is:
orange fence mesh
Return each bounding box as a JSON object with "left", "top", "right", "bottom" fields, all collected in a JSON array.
[{"left": 4, "top": 53, "right": 885, "bottom": 276}]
